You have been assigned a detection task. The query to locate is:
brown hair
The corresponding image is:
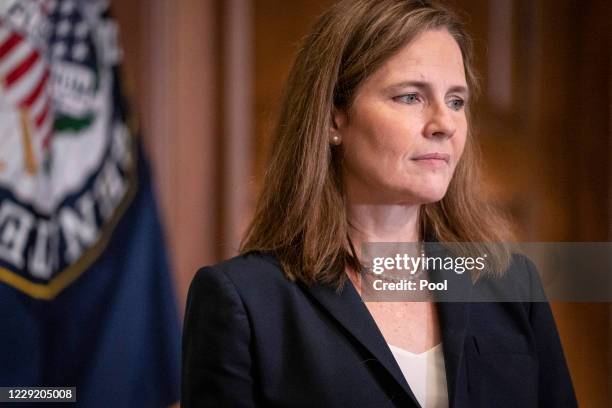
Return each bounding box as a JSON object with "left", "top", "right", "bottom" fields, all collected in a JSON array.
[{"left": 241, "top": 0, "right": 514, "bottom": 287}]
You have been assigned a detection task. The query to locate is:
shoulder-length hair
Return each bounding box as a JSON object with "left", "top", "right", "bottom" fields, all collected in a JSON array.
[{"left": 241, "top": 0, "right": 515, "bottom": 288}]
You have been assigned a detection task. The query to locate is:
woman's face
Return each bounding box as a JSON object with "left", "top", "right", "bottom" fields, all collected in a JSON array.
[{"left": 334, "top": 29, "right": 469, "bottom": 205}]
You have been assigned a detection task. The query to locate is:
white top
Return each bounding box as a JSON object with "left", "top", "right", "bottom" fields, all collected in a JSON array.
[{"left": 388, "top": 343, "right": 449, "bottom": 408}]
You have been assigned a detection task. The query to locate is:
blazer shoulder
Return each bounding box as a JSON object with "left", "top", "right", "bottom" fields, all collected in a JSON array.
[
  {"left": 508, "top": 252, "right": 544, "bottom": 288},
  {"left": 472, "top": 251, "right": 546, "bottom": 303},
  {"left": 510, "top": 251, "right": 537, "bottom": 270},
  {"left": 194, "top": 251, "right": 291, "bottom": 295},
  {"left": 505, "top": 252, "right": 538, "bottom": 282}
]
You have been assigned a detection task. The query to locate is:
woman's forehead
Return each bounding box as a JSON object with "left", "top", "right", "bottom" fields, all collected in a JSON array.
[{"left": 360, "top": 30, "right": 467, "bottom": 93}]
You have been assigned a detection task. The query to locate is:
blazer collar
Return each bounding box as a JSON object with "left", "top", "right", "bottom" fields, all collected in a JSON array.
[
  {"left": 297, "top": 243, "right": 474, "bottom": 408},
  {"left": 299, "top": 278, "right": 421, "bottom": 406}
]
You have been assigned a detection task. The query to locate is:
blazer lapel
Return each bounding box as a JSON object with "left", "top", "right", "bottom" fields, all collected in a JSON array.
[
  {"left": 299, "top": 279, "right": 421, "bottom": 407},
  {"left": 294, "top": 242, "right": 475, "bottom": 408},
  {"left": 435, "top": 302, "right": 470, "bottom": 408},
  {"left": 428, "top": 244, "right": 474, "bottom": 408}
]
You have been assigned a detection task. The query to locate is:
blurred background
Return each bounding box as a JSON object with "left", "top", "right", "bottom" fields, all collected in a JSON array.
[{"left": 111, "top": 0, "right": 610, "bottom": 405}]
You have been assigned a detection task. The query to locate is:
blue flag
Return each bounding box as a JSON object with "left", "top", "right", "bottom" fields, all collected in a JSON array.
[{"left": 0, "top": 1, "right": 180, "bottom": 406}]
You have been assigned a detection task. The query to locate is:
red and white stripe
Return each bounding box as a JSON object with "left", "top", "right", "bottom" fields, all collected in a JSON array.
[{"left": 0, "top": 19, "right": 53, "bottom": 149}]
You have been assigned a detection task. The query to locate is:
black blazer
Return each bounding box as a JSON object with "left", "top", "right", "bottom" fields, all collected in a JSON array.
[{"left": 182, "top": 251, "right": 577, "bottom": 407}]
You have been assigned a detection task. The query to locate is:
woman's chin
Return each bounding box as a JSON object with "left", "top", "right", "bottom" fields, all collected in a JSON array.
[
  {"left": 380, "top": 189, "right": 448, "bottom": 206},
  {"left": 417, "top": 193, "right": 447, "bottom": 204},
  {"left": 398, "top": 187, "right": 449, "bottom": 205}
]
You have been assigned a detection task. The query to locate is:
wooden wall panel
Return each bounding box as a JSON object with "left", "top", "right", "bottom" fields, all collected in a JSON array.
[
  {"left": 113, "top": 0, "right": 219, "bottom": 311},
  {"left": 253, "top": 0, "right": 335, "bottom": 181}
]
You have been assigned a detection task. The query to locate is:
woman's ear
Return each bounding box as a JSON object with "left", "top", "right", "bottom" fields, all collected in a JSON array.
[{"left": 330, "top": 107, "right": 347, "bottom": 145}]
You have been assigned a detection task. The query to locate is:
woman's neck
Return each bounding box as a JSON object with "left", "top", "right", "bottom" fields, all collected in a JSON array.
[
  {"left": 346, "top": 203, "right": 421, "bottom": 253},
  {"left": 345, "top": 203, "right": 422, "bottom": 293}
]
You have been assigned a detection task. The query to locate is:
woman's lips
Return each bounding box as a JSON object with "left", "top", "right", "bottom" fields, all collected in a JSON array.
[{"left": 411, "top": 152, "right": 450, "bottom": 167}]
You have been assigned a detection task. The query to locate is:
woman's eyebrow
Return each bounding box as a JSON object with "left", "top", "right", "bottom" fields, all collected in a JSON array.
[
  {"left": 385, "top": 80, "right": 469, "bottom": 97},
  {"left": 447, "top": 85, "right": 470, "bottom": 97}
]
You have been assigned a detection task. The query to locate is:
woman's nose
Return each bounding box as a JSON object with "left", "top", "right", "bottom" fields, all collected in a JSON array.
[{"left": 423, "top": 100, "right": 456, "bottom": 139}]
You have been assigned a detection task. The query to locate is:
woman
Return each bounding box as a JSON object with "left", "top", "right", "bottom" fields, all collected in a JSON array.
[{"left": 182, "top": 0, "right": 577, "bottom": 406}]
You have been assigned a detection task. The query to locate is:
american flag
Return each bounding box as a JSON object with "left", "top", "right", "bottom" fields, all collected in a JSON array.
[
  {"left": 0, "top": 13, "right": 53, "bottom": 175},
  {"left": 48, "top": 0, "right": 96, "bottom": 66}
]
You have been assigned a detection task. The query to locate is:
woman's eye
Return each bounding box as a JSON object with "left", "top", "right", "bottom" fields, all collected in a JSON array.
[
  {"left": 396, "top": 93, "right": 419, "bottom": 104},
  {"left": 448, "top": 98, "right": 465, "bottom": 111}
]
